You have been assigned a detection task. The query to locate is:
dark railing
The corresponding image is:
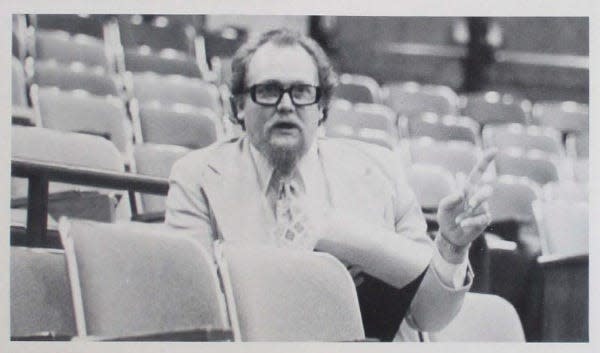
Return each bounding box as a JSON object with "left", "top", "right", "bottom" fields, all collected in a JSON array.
[{"left": 11, "top": 158, "right": 170, "bottom": 246}]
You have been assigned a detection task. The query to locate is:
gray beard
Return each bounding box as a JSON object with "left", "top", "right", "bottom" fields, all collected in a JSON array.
[{"left": 265, "top": 144, "right": 303, "bottom": 176}]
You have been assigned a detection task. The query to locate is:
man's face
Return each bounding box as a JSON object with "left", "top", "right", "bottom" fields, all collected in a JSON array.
[{"left": 242, "top": 42, "right": 321, "bottom": 170}]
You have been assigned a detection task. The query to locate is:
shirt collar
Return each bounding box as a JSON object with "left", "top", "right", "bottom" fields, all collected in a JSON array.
[{"left": 248, "top": 138, "right": 320, "bottom": 195}]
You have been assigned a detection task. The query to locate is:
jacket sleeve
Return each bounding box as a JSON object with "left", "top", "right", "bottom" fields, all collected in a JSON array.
[
  {"left": 164, "top": 157, "right": 217, "bottom": 253},
  {"left": 355, "top": 141, "right": 472, "bottom": 332},
  {"left": 390, "top": 156, "right": 472, "bottom": 332}
]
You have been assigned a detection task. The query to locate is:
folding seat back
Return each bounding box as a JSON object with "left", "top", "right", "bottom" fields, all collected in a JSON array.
[
  {"left": 533, "top": 200, "right": 588, "bottom": 256},
  {"left": 11, "top": 127, "right": 125, "bottom": 223},
  {"left": 33, "top": 14, "right": 106, "bottom": 39},
  {"left": 461, "top": 91, "right": 531, "bottom": 126},
  {"left": 406, "top": 163, "right": 457, "bottom": 211},
  {"left": 35, "top": 31, "right": 109, "bottom": 69},
  {"left": 408, "top": 113, "right": 479, "bottom": 145},
  {"left": 216, "top": 243, "right": 364, "bottom": 341},
  {"left": 137, "top": 103, "right": 218, "bottom": 149},
  {"left": 12, "top": 56, "right": 28, "bottom": 107},
  {"left": 124, "top": 48, "right": 202, "bottom": 78},
  {"left": 12, "top": 126, "right": 125, "bottom": 196},
  {"left": 494, "top": 148, "right": 560, "bottom": 186},
  {"left": 383, "top": 82, "right": 458, "bottom": 117},
  {"left": 334, "top": 73, "right": 381, "bottom": 104},
  {"left": 427, "top": 293, "right": 525, "bottom": 342},
  {"left": 35, "top": 87, "right": 130, "bottom": 153},
  {"left": 351, "top": 103, "right": 398, "bottom": 135},
  {"left": 566, "top": 131, "right": 588, "bottom": 159},
  {"left": 573, "top": 159, "right": 588, "bottom": 183},
  {"left": 118, "top": 15, "right": 195, "bottom": 54},
  {"left": 12, "top": 29, "right": 26, "bottom": 62},
  {"left": 33, "top": 60, "right": 121, "bottom": 97},
  {"left": 59, "top": 219, "right": 230, "bottom": 338},
  {"left": 131, "top": 72, "right": 222, "bottom": 115},
  {"left": 133, "top": 143, "right": 190, "bottom": 213},
  {"left": 482, "top": 125, "right": 537, "bottom": 154},
  {"left": 483, "top": 123, "right": 563, "bottom": 155},
  {"left": 11, "top": 247, "right": 77, "bottom": 340},
  {"left": 543, "top": 181, "right": 588, "bottom": 202},
  {"left": 487, "top": 175, "right": 541, "bottom": 224},
  {"left": 409, "top": 137, "right": 479, "bottom": 177},
  {"left": 326, "top": 126, "right": 396, "bottom": 150},
  {"left": 202, "top": 26, "right": 248, "bottom": 60},
  {"left": 532, "top": 101, "right": 589, "bottom": 135}
]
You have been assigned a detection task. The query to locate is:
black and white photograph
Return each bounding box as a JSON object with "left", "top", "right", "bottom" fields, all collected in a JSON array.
[{"left": 4, "top": 1, "right": 595, "bottom": 351}]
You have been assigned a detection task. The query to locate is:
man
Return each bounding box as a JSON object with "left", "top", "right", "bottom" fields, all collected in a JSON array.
[{"left": 165, "top": 29, "right": 495, "bottom": 341}]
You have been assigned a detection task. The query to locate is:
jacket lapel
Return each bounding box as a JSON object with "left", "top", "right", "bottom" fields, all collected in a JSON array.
[{"left": 199, "top": 138, "right": 274, "bottom": 244}]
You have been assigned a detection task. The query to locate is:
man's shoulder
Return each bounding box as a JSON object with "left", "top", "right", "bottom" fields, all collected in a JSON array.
[
  {"left": 171, "top": 137, "right": 244, "bottom": 177},
  {"left": 319, "top": 137, "right": 401, "bottom": 173}
]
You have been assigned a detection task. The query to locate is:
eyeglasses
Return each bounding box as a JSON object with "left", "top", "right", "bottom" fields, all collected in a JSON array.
[{"left": 247, "top": 83, "right": 321, "bottom": 107}]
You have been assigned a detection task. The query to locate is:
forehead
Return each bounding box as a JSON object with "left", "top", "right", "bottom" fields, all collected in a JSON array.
[{"left": 246, "top": 42, "right": 319, "bottom": 86}]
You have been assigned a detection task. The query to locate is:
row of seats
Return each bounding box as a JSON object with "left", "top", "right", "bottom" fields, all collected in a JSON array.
[
  {"left": 13, "top": 14, "right": 236, "bottom": 77},
  {"left": 333, "top": 73, "right": 589, "bottom": 135},
  {"left": 12, "top": 218, "right": 529, "bottom": 342}
]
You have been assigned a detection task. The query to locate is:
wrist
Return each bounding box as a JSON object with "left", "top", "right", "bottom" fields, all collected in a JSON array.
[{"left": 435, "top": 231, "right": 470, "bottom": 264}]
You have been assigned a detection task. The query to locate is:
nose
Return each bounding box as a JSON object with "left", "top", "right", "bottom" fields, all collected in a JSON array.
[{"left": 276, "top": 91, "right": 295, "bottom": 113}]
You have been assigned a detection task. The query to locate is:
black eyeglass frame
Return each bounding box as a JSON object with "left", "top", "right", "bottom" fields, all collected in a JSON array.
[{"left": 246, "top": 83, "right": 322, "bottom": 107}]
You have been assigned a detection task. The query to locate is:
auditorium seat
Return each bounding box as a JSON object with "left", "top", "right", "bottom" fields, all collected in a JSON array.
[
  {"left": 482, "top": 123, "right": 563, "bottom": 156},
  {"left": 488, "top": 175, "right": 541, "bottom": 227},
  {"left": 409, "top": 137, "right": 479, "bottom": 177},
  {"left": 11, "top": 127, "right": 125, "bottom": 225},
  {"left": 12, "top": 56, "right": 28, "bottom": 108},
  {"left": 406, "top": 163, "right": 457, "bottom": 212},
  {"left": 34, "top": 30, "right": 110, "bottom": 69},
  {"left": 12, "top": 15, "right": 28, "bottom": 62},
  {"left": 33, "top": 60, "right": 122, "bottom": 97},
  {"left": 326, "top": 126, "right": 396, "bottom": 150},
  {"left": 215, "top": 243, "right": 364, "bottom": 341},
  {"left": 134, "top": 102, "right": 219, "bottom": 149},
  {"left": 334, "top": 73, "right": 382, "bottom": 104},
  {"left": 494, "top": 148, "right": 561, "bottom": 186},
  {"left": 461, "top": 91, "right": 531, "bottom": 126},
  {"left": 123, "top": 47, "right": 202, "bottom": 78},
  {"left": 383, "top": 81, "right": 458, "bottom": 118},
  {"left": 11, "top": 246, "right": 76, "bottom": 340},
  {"left": 34, "top": 86, "right": 132, "bottom": 155},
  {"left": 572, "top": 159, "right": 588, "bottom": 183},
  {"left": 407, "top": 113, "right": 480, "bottom": 145},
  {"left": 324, "top": 102, "right": 397, "bottom": 149},
  {"left": 59, "top": 219, "right": 230, "bottom": 339},
  {"left": 325, "top": 103, "right": 398, "bottom": 143},
  {"left": 543, "top": 181, "right": 587, "bottom": 202},
  {"left": 565, "top": 131, "right": 588, "bottom": 159},
  {"left": 31, "top": 14, "right": 106, "bottom": 39},
  {"left": 133, "top": 143, "right": 190, "bottom": 214},
  {"left": 202, "top": 26, "right": 248, "bottom": 60},
  {"left": 532, "top": 101, "right": 589, "bottom": 136},
  {"left": 129, "top": 72, "right": 222, "bottom": 115},
  {"left": 533, "top": 200, "right": 588, "bottom": 256},
  {"left": 117, "top": 15, "right": 196, "bottom": 56},
  {"left": 426, "top": 293, "right": 525, "bottom": 342}
]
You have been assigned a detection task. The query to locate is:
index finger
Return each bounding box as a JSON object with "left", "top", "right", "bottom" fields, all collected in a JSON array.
[{"left": 465, "top": 148, "right": 497, "bottom": 189}]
